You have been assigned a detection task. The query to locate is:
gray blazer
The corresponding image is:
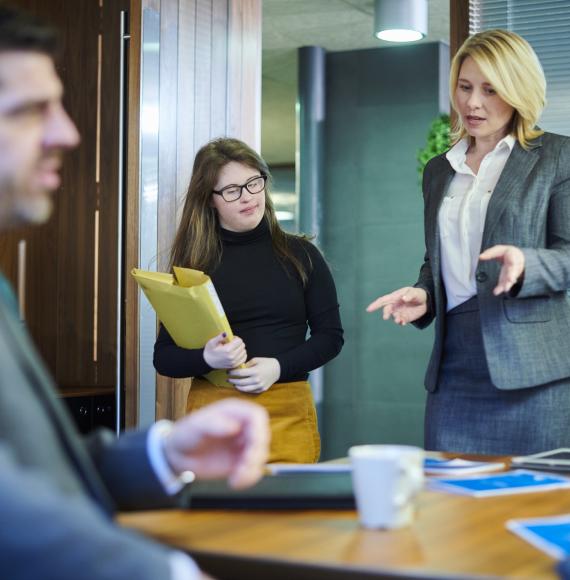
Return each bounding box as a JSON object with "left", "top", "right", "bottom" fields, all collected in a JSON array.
[
  {"left": 415, "top": 132, "right": 570, "bottom": 392},
  {"left": 0, "top": 276, "right": 180, "bottom": 580}
]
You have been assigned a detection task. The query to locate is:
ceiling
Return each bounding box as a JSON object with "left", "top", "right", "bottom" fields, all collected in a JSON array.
[{"left": 261, "top": 0, "right": 450, "bottom": 164}]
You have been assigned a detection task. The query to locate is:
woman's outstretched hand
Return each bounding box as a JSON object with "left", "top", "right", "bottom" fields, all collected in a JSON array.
[
  {"left": 366, "top": 286, "right": 428, "bottom": 326},
  {"left": 479, "top": 245, "right": 525, "bottom": 295}
]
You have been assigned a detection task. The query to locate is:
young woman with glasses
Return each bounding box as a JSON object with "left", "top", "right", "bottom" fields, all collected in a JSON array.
[{"left": 153, "top": 138, "right": 344, "bottom": 463}]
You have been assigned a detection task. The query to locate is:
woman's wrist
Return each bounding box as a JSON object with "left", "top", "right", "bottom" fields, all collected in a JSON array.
[
  {"left": 201, "top": 348, "right": 215, "bottom": 370},
  {"left": 271, "top": 357, "right": 281, "bottom": 382}
]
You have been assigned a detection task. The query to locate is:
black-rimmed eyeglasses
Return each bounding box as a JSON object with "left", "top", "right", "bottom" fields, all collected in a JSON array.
[{"left": 212, "top": 174, "right": 267, "bottom": 202}]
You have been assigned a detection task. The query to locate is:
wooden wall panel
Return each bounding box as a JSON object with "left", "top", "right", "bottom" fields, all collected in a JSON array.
[
  {"left": 194, "top": 0, "right": 214, "bottom": 148},
  {"left": 21, "top": 217, "right": 59, "bottom": 375},
  {"left": 226, "top": 2, "right": 243, "bottom": 143},
  {"left": 55, "top": 0, "right": 99, "bottom": 387},
  {"left": 155, "top": 0, "right": 181, "bottom": 421},
  {"left": 0, "top": 0, "right": 121, "bottom": 394},
  {"left": 450, "top": 0, "right": 470, "bottom": 58},
  {"left": 0, "top": 234, "right": 17, "bottom": 292},
  {"left": 99, "top": 0, "right": 129, "bottom": 391},
  {"left": 1, "top": 0, "right": 65, "bottom": 377},
  {"left": 176, "top": 0, "right": 197, "bottom": 210},
  {"left": 158, "top": 0, "right": 181, "bottom": 274},
  {"left": 0, "top": 0, "right": 139, "bottom": 428},
  {"left": 211, "top": 0, "right": 229, "bottom": 138},
  {"left": 450, "top": 0, "right": 470, "bottom": 127},
  {"left": 125, "top": 0, "right": 144, "bottom": 427},
  {"left": 227, "top": 0, "right": 262, "bottom": 150},
  {"left": 165, "top": 0, "right": 200, "bottom": 422}
]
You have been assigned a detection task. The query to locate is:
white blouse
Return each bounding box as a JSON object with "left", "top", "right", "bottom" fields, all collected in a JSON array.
[{"left": 439, "top": 134, "right": 515, "bottom": 311}]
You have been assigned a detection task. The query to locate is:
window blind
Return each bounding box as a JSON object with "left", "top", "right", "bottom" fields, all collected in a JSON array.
[{"left": 470, "top": 0, "right": 570, "bottom": 136}]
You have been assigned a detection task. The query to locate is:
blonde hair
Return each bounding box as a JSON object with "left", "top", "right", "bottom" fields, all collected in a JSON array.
[{"left": 449, "top": 29, "right": 546, "bottom": 149}]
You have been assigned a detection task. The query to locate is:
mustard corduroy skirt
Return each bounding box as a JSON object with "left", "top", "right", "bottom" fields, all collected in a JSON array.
[{"left": 187, "top": 378, "right": 320, "bottom": 463}]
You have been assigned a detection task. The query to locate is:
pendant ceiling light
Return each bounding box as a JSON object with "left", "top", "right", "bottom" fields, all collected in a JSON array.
[{"left": 374, "top": 0, "right": 428, "bottom": 43}]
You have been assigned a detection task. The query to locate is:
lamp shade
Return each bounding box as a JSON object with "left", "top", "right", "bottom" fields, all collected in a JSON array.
[{"left": 374, "top": 0, "right": 428, "bottom": 43}]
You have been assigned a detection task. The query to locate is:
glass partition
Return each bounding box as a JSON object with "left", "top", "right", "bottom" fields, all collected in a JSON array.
[{"left": 137, "top": 6, "right": 160, "bottom": 426}]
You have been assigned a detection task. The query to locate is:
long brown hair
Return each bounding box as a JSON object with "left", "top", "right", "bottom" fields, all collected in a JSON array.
[{"left": 170, "top": 138, "right": 312, "bottom": 285}]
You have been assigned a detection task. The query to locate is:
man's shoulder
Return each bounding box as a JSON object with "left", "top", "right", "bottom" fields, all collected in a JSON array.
[{"left": 0, "top": 274, "right": 19, "bottom": 317}]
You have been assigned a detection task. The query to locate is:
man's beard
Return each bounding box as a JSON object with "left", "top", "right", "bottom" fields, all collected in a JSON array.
[
  {"left": 0, "top": 179, "right": 53, "bottom": 231},
  {"left": 15, "top": 193, "right": 52, "bottom": 224}
]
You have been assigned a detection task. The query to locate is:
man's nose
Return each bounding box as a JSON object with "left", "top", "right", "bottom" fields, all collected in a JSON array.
[{"left": 45, "top": 103, "right": 81, "bottom": 149}]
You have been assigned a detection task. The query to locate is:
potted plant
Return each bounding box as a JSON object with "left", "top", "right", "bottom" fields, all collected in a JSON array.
[{"left": 417, "top": 114, "right": 450, "bottom": 181}]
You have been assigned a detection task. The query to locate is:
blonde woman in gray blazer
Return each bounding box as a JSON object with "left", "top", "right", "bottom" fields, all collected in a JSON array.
[{"left": 368, "top": 29, "right": 570, "bottom": 455}]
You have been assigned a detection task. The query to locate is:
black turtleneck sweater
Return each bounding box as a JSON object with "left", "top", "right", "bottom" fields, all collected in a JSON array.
[{"left": 153, "top": 219, "right": 344, "bottom": 382}]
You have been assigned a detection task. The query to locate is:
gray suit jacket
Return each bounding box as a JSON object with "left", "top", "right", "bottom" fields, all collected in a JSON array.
[
  {"left": 0, "top": 275, "right": 181, "bottom": 579},
  {"left": 415, "top": 132, "right": 570, "bottom": 392}
]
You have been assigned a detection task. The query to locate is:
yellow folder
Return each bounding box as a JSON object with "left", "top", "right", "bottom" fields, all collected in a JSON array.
[{"left": 131, "top": 266, "right": 235, "bottom": 387}]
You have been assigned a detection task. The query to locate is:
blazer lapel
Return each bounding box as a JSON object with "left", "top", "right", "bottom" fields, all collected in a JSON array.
[
  {"left": 425, "top": 157, "right": 454, "bottom": 250},
  {"left": 482, "top": 137, "right": 542, "bottom": 248}
]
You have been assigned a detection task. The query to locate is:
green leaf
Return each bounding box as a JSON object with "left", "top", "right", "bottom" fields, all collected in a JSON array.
[{"left": 417, "top": 114, "right": 450, "bottom": 184}]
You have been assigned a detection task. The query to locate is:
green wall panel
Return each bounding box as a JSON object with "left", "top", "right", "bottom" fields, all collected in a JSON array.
[{"left": 321, "top": 43, "right": 447, "bottom": 459}]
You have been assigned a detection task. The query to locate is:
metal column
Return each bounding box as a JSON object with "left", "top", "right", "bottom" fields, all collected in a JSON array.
[{"left": 297, "top": 45, "right": 326, "bottom": 413}]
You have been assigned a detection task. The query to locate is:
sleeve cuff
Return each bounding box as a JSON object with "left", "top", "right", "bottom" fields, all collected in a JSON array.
[
  {"left": 169, "top": 551, "right": 201, "bottom": 580},
  {"left": 147, "top": 420, "right": 196, "bottom": 496}
]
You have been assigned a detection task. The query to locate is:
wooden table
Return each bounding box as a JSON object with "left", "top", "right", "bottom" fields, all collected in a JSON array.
[{"left": 119, "top": 468, "right": 570, "bottom": 579}]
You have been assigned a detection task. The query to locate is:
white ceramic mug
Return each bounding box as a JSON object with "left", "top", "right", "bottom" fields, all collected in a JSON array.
[{"left": 349, "top": 444, "right": 424, "bottom": 529}]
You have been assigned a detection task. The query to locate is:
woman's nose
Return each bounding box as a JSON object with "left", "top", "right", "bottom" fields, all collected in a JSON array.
[{"left": 466, "top": 90, "right": 482, "bottom": 110}]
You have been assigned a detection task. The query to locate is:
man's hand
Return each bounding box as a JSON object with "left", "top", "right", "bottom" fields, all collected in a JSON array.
[
  {"left": 366, "top": 287, "right": 428, "bottom": 325},
  {"left": 228, "top": 357, "right": 281, "bottom": 394},
  {"left": 163, "top": 399, "right": 269, "bottom": 489},
  {"left": 203, "top": 333, "right": 247, "bottom": 369},
  {"left": 479, "top": 245, "right": 525, "bottom": 295}
]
